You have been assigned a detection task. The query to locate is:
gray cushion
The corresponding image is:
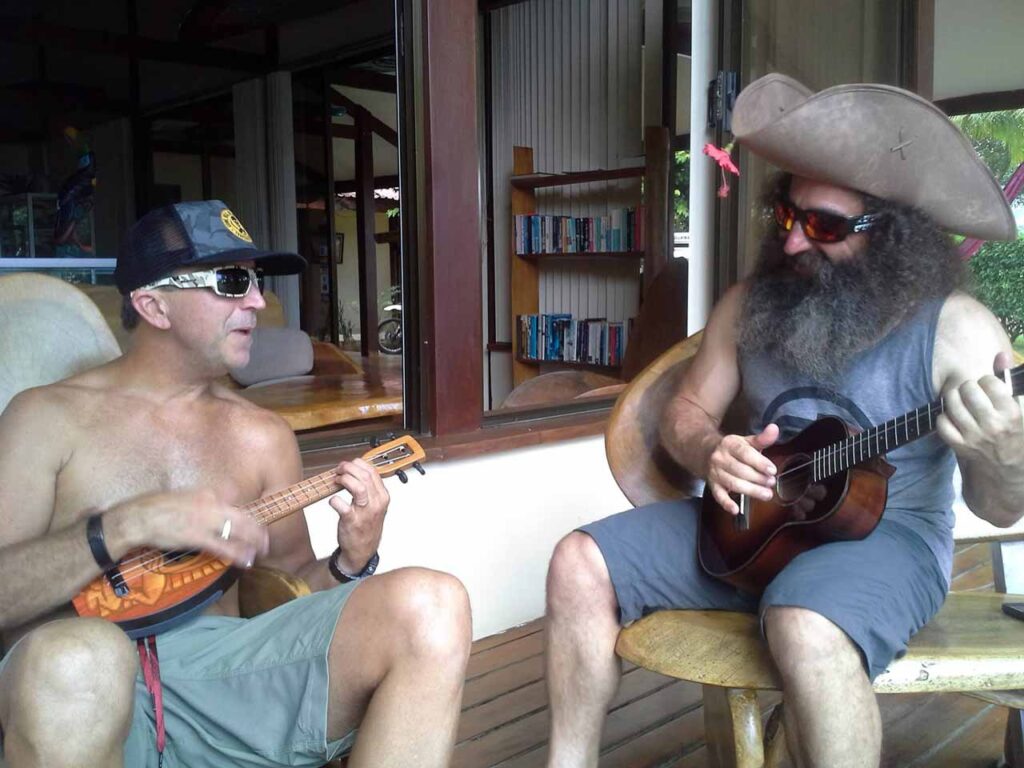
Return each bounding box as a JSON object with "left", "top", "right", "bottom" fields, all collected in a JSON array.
[{"left": 229, "top": 326, "right": 314, "bottom": 387}]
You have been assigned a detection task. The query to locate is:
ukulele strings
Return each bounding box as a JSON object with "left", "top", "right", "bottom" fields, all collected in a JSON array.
[
  {"left": 773, "top": 404, "right": 942, "bottom": 484},
  {"left": 102, "top": 450, "right": 411, "bottom": 585},
  {"left": 774, "top": 363, "right": 1023, "bottom": 484}
]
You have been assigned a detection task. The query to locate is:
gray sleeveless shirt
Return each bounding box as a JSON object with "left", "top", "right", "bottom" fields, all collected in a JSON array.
[{"left": 738, "top": 298, "right": 956, "bottom": 580}]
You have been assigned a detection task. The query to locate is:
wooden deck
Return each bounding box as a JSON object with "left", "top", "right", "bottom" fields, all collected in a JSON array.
[{"left": 455, "top": 542, "right": 1010, "bottom": 768}]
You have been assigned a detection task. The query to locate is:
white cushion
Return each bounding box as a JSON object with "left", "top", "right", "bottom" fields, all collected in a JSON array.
[
  {"left": 0, "top": 273, "right": 122, "bottom": 414},
  {"left": 229, "top": 326, "right": 314, "bottom": 387}
]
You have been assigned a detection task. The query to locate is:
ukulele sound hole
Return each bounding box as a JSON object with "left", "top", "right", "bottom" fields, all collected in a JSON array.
[
  {"left": 162, "top": 550, "right": 199, "bottom": 564},
  {"left": 776, "top": 453, "right": 812, "bottom": 504}
]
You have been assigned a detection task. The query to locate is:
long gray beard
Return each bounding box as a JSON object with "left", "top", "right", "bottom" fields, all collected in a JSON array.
[{"left": 738, "top": 244, "right": 919, "bottom": 383}]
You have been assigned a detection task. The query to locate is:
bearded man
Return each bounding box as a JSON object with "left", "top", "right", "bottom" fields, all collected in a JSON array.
[{"left": 543, "top": 74, "right": 1024, "bottom": 768}]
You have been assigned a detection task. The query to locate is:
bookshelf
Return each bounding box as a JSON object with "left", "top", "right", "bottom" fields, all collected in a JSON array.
[{"left": 509, "top": 131, "right": 669, "bottom": 386}]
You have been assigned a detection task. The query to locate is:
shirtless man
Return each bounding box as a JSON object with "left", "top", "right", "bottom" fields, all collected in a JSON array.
[
  {"left": 544, "top": 75, "right": 1024, "bottom": 767},
  {"left": 0, "top": 200, "right": 472, "bottom": 768}
]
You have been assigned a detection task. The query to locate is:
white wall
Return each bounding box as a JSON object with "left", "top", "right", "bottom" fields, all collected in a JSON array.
[
  {"left": 304, "top": 435, "right": 630, "bottom": 640},
  {"left": 933, "top": 0, "right": 1024, "bottom": 100}
]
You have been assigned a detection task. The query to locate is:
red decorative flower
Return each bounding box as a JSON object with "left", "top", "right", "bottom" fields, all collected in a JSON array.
[
  {"left": 703, "top": 142, "right": 740, "bottom": 175},
  {"left": 704, "top": 142, "right": 740, "bottom": 199}
]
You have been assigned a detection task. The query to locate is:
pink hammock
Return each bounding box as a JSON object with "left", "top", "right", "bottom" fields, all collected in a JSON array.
[{"left": 958, "top": 160, "right": 1024, "bottom": 259}]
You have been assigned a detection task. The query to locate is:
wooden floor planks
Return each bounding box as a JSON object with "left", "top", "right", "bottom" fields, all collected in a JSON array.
[{"left": 455, "top": 542, "right": 1011, "bottom": 767}]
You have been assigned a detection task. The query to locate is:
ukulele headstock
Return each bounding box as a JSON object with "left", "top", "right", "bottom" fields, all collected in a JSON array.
[
  {"left": 1007, "top": 362, "right": 1024, "bottom": 398},
  {"left": 362, "top": 435, "right": 427, "bottom": 483}
]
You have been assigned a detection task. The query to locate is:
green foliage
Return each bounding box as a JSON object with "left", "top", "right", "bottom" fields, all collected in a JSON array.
[
  {"left": 672, "top": 150, "right": 690, "bottom": 232},
  {"left": 952, "top": 109, "right": 1024, "bottom": 340},
  {"left": 952, "top": 109, "right": 1024, "bottom": 181},
  {"left": 969, "top": 237, "right": 1024, "bottom": 341}
]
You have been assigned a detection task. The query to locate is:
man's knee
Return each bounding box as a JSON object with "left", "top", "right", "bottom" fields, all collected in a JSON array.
[
  {"left": 4, "top": 618, "right": 137, "bottom": 723},
  {"left": 764, "top": 606, "right": 862, "bottom": 678},
  {"left": 547, "top": 532, "right": 614, "bottom": 614},
  {"left": 375, "top": 568, "right": 472, "bottom": 665}
]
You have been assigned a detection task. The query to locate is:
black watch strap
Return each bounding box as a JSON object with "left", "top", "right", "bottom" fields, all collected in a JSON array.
[
  {"left": 86, "top": 513, "right": 116, "bottom": 572},
  {"left": 328, "top": 548, "right": 379, "bottom": 583},
  {"left": 86, "top": 514, "right": 130, "bottom": 596}
]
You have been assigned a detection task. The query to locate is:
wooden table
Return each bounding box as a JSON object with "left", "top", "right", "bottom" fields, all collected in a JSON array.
[{"left": 238, "top": 373, "right": 403, "bottom": 431}]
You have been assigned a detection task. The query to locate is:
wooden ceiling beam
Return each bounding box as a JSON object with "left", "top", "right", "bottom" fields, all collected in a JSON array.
[
  {"left": 335, "top": 174, "right": 400, "bottom": 194},
  {"left": 330, "top": 68, "right": 397, "bottom": 93},
  {"left": 0, "top": 16, "right": 270, "bottom": 73},
  {"left": 329, "top": 91, "right": 398, "bottom": 147},
  {"left": 0, "top": 81, "right": 133, "bottom": 115}
]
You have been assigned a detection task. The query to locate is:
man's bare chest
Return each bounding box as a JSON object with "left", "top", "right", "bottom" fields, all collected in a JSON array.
[{"left": 53, "top": 416, "right": 263, "bottom": 527}]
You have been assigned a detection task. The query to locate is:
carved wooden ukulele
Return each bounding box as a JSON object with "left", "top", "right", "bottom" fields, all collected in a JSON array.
[
  {"left": 72, "top": 435, "right": 426, "bottom": 638},
  {"left": 698, "top": 364, "right": 1024, "bottom": 595}
]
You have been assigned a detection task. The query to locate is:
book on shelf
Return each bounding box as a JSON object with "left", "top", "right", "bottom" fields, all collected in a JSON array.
[
  {"left": 513, "top": 206, "right": 645, "bottom": 255},
  {"left": 515, "top": 313, "right": 630, "bottom": 368}
]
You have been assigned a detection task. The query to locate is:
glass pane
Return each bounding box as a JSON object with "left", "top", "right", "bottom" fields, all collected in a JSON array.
[
  {"left": 149, "top": 93, "right": 235, "bottom": 212},
  {"left": 290, "top": 45, "right": 405, "bottom": 439},
  {"left": 486, "top": 0, "right": 650, "bottom": 413}
]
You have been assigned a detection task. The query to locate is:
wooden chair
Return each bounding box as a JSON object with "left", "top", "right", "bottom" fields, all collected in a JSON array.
[
  {"left": 604, "top": 333, "right": 1024, "bottom": 767},
  {"left": 501, "top": 369, "right": 623, "bottom": 409}
]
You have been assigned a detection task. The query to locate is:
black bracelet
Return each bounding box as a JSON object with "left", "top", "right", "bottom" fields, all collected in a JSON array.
[
  {"left": 86, "top": 513, "right": 117, "bottom": 573},
  {"left": 328, "top": 547, "right": 379, "bottom": 583}
]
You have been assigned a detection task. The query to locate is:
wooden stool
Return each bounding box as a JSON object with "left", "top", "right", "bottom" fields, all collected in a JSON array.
[{"left": 617, "top": 593, "right": 1024, "bottom": 767}]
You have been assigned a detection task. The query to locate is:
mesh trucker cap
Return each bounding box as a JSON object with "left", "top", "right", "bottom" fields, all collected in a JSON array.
[{"left": 115, "top": 200, "right": 306, "bottom": 295}]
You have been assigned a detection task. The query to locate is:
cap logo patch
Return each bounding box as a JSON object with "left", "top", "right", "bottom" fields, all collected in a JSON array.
[{"left": 221, "top": 208, "right": 253, "bottom": 243}]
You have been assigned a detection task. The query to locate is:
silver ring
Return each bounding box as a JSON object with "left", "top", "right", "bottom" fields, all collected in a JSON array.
[{"left": 220, "top": 519, "right": 232, "bottom": 541}]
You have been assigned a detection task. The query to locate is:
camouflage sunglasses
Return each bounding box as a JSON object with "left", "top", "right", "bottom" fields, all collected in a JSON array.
[{"left": 134, "top": 266, "right": 265, "bottom": 298}]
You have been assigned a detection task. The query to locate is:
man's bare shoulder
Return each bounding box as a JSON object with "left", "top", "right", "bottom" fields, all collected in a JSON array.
[
  {"left": 933, "top": 291, "right": 1012, "bottom": 391},
  {"left": 1, "top": 380, "right": 89, "bottom": 440},
  {"left": 694, "top": 281, "right": 749, "bottom": 356},
  {"left": 716, "top": 281, "right": 750, "bottom": 322},
  {"left": 208, "top": 383, "right": 298, "bottom": 451}
]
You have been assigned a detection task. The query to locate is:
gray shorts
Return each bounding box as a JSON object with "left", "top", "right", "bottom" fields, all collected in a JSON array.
[
  {"left": 579, "top": 499, "right": 949, "bottom": 680},
  {"left": 1, "top": 582, "right": 358, "bottom": 768}
]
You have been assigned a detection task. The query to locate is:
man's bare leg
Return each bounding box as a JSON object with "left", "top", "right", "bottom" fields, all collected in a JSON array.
[
  {"left": 0, "top": 619, "right": 137, "bottom": 768},
  {"left": 545, "top": 532, "right": 621, "bottom": 768},
  {"left": 325, "top": 567, "right": 472, "bottom": 768},
  {"left": 764, "top": 606, "right": 881, "bottom": 768}
]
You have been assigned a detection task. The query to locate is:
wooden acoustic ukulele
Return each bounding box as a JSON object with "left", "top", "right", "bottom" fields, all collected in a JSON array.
[
  {"left": 72, "top": 435, "right": 426, "bottom": 638},
  {"left": 698, "top": 364, "right": 1024, "bottom": 595}
]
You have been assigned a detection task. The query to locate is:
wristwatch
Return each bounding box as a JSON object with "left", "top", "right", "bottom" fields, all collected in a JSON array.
[{"left": 328, "top": 547, "right": 379, "bottom": 583}]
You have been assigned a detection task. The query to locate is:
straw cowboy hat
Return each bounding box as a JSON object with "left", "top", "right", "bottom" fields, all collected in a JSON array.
[{"left": 731, "top": 73, "right": 1017, "bottom": 242}]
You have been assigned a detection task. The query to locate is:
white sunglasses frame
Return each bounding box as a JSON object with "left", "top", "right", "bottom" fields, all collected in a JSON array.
[{"left": 132, "top": 266, "right": 264, "bottom": 298}]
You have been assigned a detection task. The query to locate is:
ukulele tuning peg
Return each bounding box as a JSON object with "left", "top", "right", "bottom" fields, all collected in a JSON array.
[
  {"left": 386, "top": 431, "right": 397, "bottom": 440},
  {"left": 369, "top": 436, "right": 381, "bottom": 448},
  {"left": 413, "top": 461, "right": 426, "bottom": 475},
  {"left": 397, "top": 469, "right": 409, "bottom": 484}
]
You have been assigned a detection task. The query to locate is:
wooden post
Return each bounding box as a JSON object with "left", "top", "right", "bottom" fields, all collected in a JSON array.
[
  {"left": 643, "top": 125, "right": 671, "bottom": 293},
  {"left": 354, "top": 108, "right": 379, "bottom": 357},
  {"left": 702, "top": 686, "right": 765, "bottom": 768},
  {"left": 419, "top": 0, "right": 483, "bottom": 434}
]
